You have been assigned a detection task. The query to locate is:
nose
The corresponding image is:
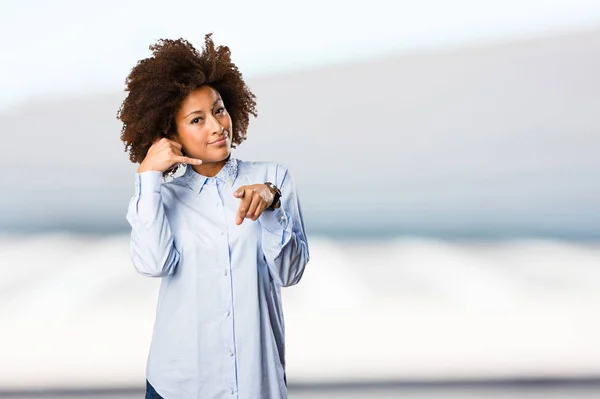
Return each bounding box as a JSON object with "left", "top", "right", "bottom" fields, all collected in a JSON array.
[{"left": 207, "top": 113, "right": 224, "bottom": 135}]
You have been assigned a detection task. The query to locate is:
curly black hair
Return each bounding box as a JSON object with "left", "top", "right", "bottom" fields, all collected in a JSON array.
[{"left": 117, "top": 33, "right": 257, "bottom": 178}]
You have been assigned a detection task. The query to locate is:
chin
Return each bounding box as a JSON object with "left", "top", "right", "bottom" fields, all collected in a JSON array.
[{"left": 206, "top": 148, "right": 231, "bottom": 162}]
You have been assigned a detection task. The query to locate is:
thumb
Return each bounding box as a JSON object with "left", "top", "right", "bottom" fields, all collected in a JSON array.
[{"left": 234, "top": 187, "right": 245, "bottom": 198}]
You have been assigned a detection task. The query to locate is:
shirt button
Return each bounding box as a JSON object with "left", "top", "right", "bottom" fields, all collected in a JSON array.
[
  {"left": 229, "top": 349, "right": 234, "bottom": 356},
  {"left": 220, "top": 231, "right": 225, "bottom": 236},
  {"left": 224, "top": 270, "right": 228, "bottom": 276},
  {"left": 230, "top": 388, "right": 235, "bottom": 395},
  {"left": 226, "top": 310, "right": 230, "bottom": 317}
]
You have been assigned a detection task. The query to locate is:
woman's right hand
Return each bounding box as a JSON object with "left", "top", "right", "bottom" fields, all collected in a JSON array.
[{"left": 137, "top": 138, "right": 202, "bottom": 173}]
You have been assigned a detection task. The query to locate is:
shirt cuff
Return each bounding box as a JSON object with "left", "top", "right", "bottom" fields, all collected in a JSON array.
[
  {"left": 259, "top": 207, "right": 289, "bottom": 233},
  {"left": 135, "top": 170, "right": 164, "bottom": 197}
]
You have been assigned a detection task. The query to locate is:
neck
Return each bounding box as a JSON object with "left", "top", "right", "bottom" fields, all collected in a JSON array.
[{"left": 192, "top": 156, "right": 229, "bottom": 177}]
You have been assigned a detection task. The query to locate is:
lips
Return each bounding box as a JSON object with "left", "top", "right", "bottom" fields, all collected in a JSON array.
[{"left": 209, "top": 135, "right": 228, "bottom": 145}]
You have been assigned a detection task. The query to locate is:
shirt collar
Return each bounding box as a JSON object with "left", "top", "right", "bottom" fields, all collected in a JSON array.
[{"left": 181, "top": 156, "right": 238, "bottom": 194}]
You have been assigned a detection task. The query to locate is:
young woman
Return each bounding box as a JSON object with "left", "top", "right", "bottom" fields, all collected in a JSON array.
[{"left": 117, "top": 34, "right": 310, "bottom": 399}]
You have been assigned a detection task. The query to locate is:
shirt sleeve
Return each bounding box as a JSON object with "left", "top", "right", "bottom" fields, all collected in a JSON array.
[
  {"left": 125, "top": 170, "right": 181, "bottom": 277},
  {"left": 258, "top": 165, "right": 310, "bottom": 287}
]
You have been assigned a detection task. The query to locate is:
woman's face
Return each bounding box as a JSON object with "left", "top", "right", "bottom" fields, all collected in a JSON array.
[{"left": 173, "top": 85, "right": 233, "bottom": 162}]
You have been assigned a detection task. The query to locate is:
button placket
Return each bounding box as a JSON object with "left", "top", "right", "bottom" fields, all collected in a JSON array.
[{"left": 215, "top": 180, "right": 237, "bottom": 395}]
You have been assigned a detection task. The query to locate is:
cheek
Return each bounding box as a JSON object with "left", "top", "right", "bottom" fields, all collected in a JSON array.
[
  {"left": 225, "top": 116, "right": 234, "bottom": 134},
  {"left": 180, "top": 125, "right": 210, "bottom": 144},
  {"left": 223, "top": 114, "right": 233, "bottom": 128}
]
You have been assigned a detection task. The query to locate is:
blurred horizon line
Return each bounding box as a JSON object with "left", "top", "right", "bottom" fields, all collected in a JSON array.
[{"left": 1, "top": 226, "right": 599, "bottom": 241}]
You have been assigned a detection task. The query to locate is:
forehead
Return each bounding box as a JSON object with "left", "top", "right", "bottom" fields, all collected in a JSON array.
[{"left": 178, "top": 85, "right": 222, "bottom": 114}]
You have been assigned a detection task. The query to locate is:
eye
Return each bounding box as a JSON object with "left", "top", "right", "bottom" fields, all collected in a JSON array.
[
  {"left": 216, "top": 107, "right": 226, "bottom": 115},
  {"left": 191, "top": 117, "right": 203, "bottom": 124}
]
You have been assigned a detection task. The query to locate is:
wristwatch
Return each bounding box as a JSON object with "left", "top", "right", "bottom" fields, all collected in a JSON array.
[{"left": 264, "top": 182, "right": 281, "bottom": 210}]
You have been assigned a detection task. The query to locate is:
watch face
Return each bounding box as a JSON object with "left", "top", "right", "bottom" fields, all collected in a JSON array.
[{"left": 265, "top": 182, "right": 280, "bottom": 194}]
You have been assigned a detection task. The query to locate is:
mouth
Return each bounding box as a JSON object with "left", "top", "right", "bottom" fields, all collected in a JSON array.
[{"left": 208, "top": 135, "right": 228, "bottom": 146}]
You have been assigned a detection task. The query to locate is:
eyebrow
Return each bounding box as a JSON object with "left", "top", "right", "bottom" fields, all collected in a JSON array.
[{"left": 184, "top": 99, "right": 223, "bottom": 118}]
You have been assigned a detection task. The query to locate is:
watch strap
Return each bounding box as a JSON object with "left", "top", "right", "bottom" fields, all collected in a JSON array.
[{"left": 264, "top": 182, "right": 281, "bottom": 210}]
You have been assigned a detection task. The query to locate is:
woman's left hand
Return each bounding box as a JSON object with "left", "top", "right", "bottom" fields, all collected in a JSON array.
[{"left": 233, "top": 184, "right": 275, "bottom": 225}]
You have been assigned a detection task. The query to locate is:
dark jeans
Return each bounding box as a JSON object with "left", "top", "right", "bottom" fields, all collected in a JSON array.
[{"left": 145, "top": 379, "right": 164, "bottom": 399}]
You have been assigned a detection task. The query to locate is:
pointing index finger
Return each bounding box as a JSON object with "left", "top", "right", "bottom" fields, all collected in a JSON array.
[{"left": 236, "top": 189, "right": 252, "bottom": 224}]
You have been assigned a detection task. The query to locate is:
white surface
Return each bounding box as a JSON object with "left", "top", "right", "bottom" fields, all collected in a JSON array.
[{"left": 1, "top": 234, "right": 599, "bottom": 389}]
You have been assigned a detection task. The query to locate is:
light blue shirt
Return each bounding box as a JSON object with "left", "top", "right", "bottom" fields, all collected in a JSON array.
[{"left": 125, "top": 156, "right": 309, "bottom": 399}]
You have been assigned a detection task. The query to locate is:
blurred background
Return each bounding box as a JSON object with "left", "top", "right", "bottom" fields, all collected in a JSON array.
[{"left": 1, "top": 0, "right": 600, "bottom": 398}]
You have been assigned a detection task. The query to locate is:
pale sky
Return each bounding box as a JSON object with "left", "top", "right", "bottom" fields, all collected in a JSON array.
[{"left": 2, "top": 0, "right": 600, "bottom": 110}]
